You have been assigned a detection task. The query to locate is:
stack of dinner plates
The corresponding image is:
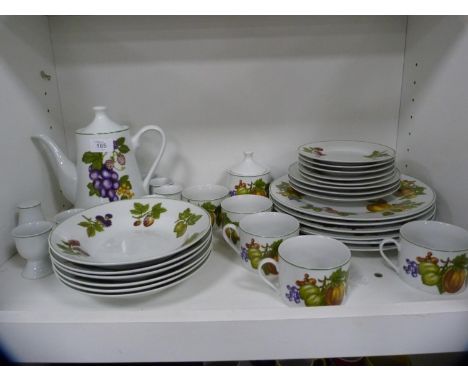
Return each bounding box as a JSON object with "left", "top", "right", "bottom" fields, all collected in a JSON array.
[
  {"left": 49, "top": 199, "right": 212, "bottom": 297},
  {"left": 293, "top": 141, "right": 399, "bottom": 202},
  {"left": 270, "top": 173, "right": 436, "bottom": 253}
]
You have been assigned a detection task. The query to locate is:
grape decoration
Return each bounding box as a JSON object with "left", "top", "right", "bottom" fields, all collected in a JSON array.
[
  {"left": 230, "top": 179, "right": 268, "bottom": 197},
  {"left": 403, "top": 259, "right": 418, "bottom": 278},
  {"left": 78, "top": 214, "right": 113, "bottom": 237},
  {"left": 285, "top": 285, "right": 301, "bottom": 304},
  {"left": 82, "top": 137, "right": 134, "bottom": 202}
]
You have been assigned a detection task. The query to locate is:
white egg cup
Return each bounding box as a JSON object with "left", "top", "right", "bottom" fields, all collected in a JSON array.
[
  {"left": 11, "top": 221, "right": 54, "bottom": 280},
  {"left": 17, "top": 200, "right": 45, "bottom": 225}
]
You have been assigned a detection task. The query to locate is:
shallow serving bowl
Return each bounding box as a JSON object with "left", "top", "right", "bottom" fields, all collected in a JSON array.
[{"left": 49, "top": 198, "right": 211, "bottom": 268}]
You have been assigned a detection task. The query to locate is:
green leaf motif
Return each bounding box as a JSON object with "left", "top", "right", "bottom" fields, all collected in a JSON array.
[
  {"left": 87, "top": 226, "right": 95, "bottom": 237},
  {"left": 186, "top": 214, "right": 202, "bottom": 226},
  {"left": 201, "top": 201, "right": 216, "bottom": 213},
  {"left": 253, "top": 178, "right": 266, "bottom": 189},
  {"left": 131, "top": 202, "right": 150, "bottom": 216},
  {"left": 82, "top": 151, "right": 104, "bottom": 170},
  {"left": 116, "top": 137, "right": 125, "bottom": 146},
  {"left": 178, "top": 208, "right": 193, "bottom": 221},
  {"left": 363, "top": 150, "right": 390, "bottom": 159},
  {"left": 151, "top": 203, "right": 167, "bottom": 219},
  {"left": 119, "top": 144, "right": 130, "bottom": 154},
  {"left": 87, "top": 183, "right": 99, "bottom": 197}
]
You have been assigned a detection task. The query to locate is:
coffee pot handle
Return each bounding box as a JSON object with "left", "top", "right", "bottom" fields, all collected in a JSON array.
[
  {"left": 257, "top": 258, "right": 280, "bottom": 292},
  {"left": 379, "top": 238, "right": 401, "bottom": 274},
  {"left": 131, "top": 125, "right": 167, "bottom": 191}
]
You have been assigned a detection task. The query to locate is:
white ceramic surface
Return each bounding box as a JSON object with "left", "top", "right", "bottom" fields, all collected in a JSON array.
[
  {"left": 54, "top": 247, "right": 211, "bottom": 295},
  {"left": 298, "top": 153, "right": 394, "bottom": 169},
  {"left": 11, "top": 221, "right": 54, "bottom": 279},
  {"left": 149, "top": 177, "right": 173, "bottom": 193},
  {"left": 288, "top": 177, "right": 401, "bottom": 202},
  {"left": 257, "top": 235, "right": 351, "bottom": 307},
  {"left": 227, "top": 151, "right": 271, "bottom": 197},
  {"left": 147, "top": 184, "right": 183, "bottom": 200},
  {"left": 298, "top": 162, "right": 395, "bottom": 182},
  {"left": 17, "top": 200, "right": 45, "bottom": 225},
  {"left": 53, "top": 208, "right": 85, "bottom": 225},
  {"left": 222, "top": 212, "right": 299, "bottom": 272},
  {"left": 33, "top": 106, "right": 167, "bottom": 208},
  {"left": 50, "top": 198, "right": 210, "bottom": 267},
  {"left": 379, "top": 221, "right": 468, "bottom": 295},
  {"left": 269, "top": 174, "right": 436, "bottom": 222},
  {"left": 272, "top": 200, "right": 436, "bottom": 228},
  {"left": 299, "top": 159, "right": 395, "bottom": 176},
  {"left": 52, "top": 240, "right": 212, "bottom": 288},
  {"left": 298, "top": 140, "right": 395, "bottom": 164},
  {"left": 289, "top": 163, "right": 401, "bottom": 191},
  {"left": 49, "top": 228, "right": 212, "bottom": 276},
  {"left": 220, "top": 194, "right": 273, "bottom": 226}
]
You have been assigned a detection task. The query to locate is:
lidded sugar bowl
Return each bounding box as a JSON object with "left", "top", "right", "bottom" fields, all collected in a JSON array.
[{"left": 227, "top": 151, "right": 272, "bottom": 197}]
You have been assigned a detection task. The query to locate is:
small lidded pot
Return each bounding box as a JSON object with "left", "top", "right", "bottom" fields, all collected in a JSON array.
[{"left": 227, "top": 151, "right": 272, "bottom": 197}]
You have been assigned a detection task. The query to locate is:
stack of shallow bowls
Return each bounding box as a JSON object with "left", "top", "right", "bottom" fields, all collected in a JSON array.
[
  {"left": 270, "top": 140, "right": 436, "bottom": 252},
  {"left": 49, "top": 199, "right": 212, "bottom": 297}
]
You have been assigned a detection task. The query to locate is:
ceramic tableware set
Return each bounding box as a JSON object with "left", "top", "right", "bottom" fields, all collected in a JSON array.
[
  {"left": 48, "top": 199, "right": 212, "bottom": 297},
  {"left": 270, "top": 140, "right": 437, "bottom": 252},
  {"left": 11, "top": 201, "right": 54, "bottom": 279}
]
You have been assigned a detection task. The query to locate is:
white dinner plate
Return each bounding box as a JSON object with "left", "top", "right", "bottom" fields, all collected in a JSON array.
[
  {"left": 289, "top": 163, "right": 401, "bottom": 191},
  {"left": 50, "top": 198, "right": 211, "bottom": 268},
  {"left": 298, "top": 153, "right": 394, "bottom": 169},
  {"left": 298, "top": 140, "right": 396, "bottom": 164},
  {"left": 269, "top": 174, "right": 436, "bottom": 222},
  {"left": 289, "top": 178, "right": 401, "bottom": 202},
  {"left": 272, "top": 201, "right": 436, "bottom": 228},
  {"left": 273, "top": 203, "right": 436, "bottom": 234},
  {"left": 299, "top": 159, "right": 395, "bottom": 175},
  {"left": 298, "top": 163, "right": 395, "bottom": 182}
]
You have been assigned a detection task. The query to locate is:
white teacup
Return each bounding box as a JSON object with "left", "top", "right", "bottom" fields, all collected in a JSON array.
[
  {"left": 379, "top": 220, "right": 468, "bottom": 295},
  {"left": 145, "top": 184, "right": 183, "bottom": 200},
  {"left": 220, "top": 195, "right": 273, "bottom": 244},
  {"left": 149, "top": 177, "right": 173, "bottom": 194},
  {"left": 11, "top": 221, "right": 54, "bottom": 279},
  {"left": 182, "top": 184, "right": 229, "bottom": 226},
  {"left": 222, "top": 212, "right": 299, "bottom": 272},
  {"left": 258, "top": 235, "right": 351, "bottom": 307}
]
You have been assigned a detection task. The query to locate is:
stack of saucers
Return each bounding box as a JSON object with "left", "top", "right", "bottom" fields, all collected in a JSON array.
[
  {"left": 293, "top": 141, "right": 399, "bottom": 202},
  {"left": 270, "top": 141, "right": 436, "bottom": 252},
  {"left": 49, "top": 199, "right": 212, "bottom": 297}
]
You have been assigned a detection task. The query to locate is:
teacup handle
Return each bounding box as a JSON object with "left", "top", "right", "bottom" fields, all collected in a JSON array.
[
  {"left": 131, "top": 125, "right": 167, "bottom": 191},
  {"left": 379, "top": 238, "right": 401, "bottom": 274},
  {"left": 222, "top": 223, "right": 240, "bottom": 255},
  {"left": 257, "top": 258, "right": 280, "bottom": 292}
]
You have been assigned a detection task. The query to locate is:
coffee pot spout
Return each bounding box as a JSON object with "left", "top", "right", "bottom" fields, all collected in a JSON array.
[{"left": 32, "top": 134, "right": 77, "bottom": 204}]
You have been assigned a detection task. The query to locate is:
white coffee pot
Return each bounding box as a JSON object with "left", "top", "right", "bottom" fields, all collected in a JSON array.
[{"left": 33, "top": 106, "right": 166, "bottom": 209}]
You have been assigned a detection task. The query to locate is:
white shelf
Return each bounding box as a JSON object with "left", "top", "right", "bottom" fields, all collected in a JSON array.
[{"left": 1, "top": 233, "right": 467, "bottom": 363}]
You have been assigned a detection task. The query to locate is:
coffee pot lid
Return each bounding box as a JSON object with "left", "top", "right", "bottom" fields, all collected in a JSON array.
[
  {"left": 76, "top": 106, "right": 126, "bottom": 135},
  {"left": 228, "top": 151, "right": 270, "bottom": 176}
]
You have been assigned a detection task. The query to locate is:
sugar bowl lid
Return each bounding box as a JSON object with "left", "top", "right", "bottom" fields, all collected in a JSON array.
[{"left": 228, "top": 151, "right": 270, "bottom": 177}]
